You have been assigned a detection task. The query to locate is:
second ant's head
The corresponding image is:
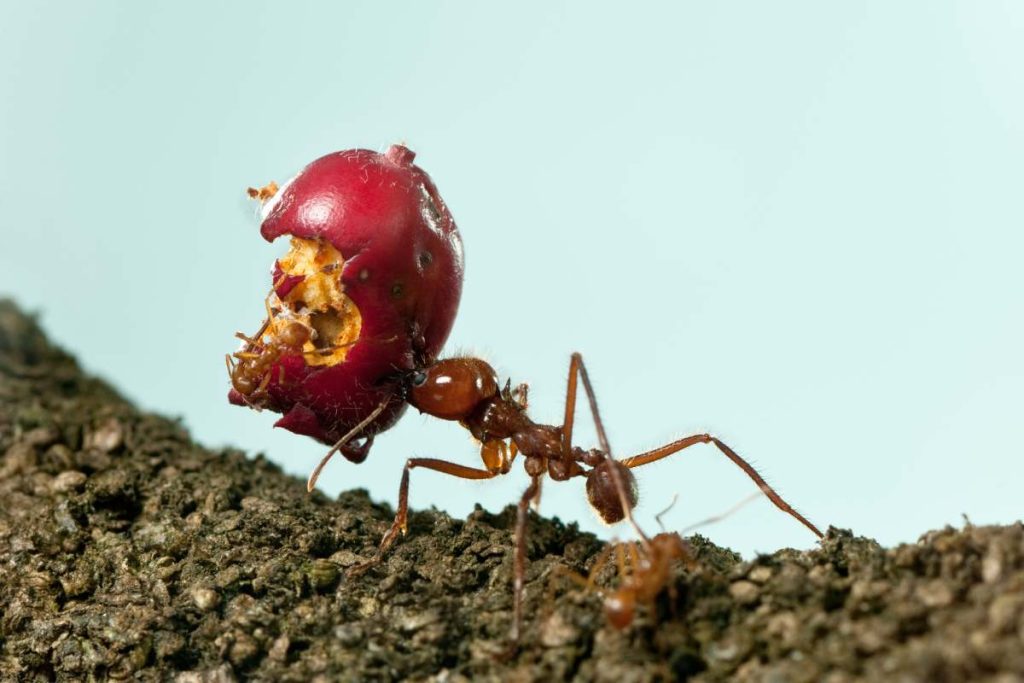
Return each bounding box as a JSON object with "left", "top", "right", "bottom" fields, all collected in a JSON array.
[
  {"left": 586, "top": 456, "right": 639, "bottom": 524},
  {"left": 408, "top": 358, "right": 499, "bottom": 421}
]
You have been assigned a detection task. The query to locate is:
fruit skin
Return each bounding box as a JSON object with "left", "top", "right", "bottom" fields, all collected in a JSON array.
[{"left": 229, "top": 145, "right": 464, "bottom": 461}]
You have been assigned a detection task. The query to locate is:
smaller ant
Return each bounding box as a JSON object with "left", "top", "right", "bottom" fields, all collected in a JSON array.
[
  {"left": 552, "top": 530, "right": 693, "bottom": 630},
  {"left": 226, "top": 288, "right": 350, "bottom": 404},
  {"left": 552, "top": 492, "right": 762, "bottom": 629},
  {"left": 227, "top": 318, "right": 310, "bottom": 401},
  {"left": 602, "top": 531, "right": 693, "bottom": 629}
]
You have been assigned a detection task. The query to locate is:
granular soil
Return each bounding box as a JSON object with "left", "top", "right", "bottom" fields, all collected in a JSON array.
[{"left": 1, "top": 299, "right": 1022, "bottom": 682}]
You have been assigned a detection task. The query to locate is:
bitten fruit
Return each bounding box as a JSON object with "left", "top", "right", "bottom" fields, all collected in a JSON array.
[{"left": 227, "top": 145, "right": 464, "bottom": 463}]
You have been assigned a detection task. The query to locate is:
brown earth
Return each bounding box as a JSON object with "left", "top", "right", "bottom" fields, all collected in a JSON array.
[{"left": 1, "top": 298, "right": 1022, "bottom": 682}]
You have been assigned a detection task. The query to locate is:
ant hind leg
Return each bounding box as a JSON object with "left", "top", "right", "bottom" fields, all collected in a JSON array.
[{"left": 620, "top": 434, "right": 824, "bottom": 539}]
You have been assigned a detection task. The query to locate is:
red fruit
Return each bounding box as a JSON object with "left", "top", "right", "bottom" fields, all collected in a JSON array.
[{"left": 227, "top": 145, "right": 464, "bottom": 462}]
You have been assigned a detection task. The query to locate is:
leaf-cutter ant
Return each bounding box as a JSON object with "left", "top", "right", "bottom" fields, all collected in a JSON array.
[{"left": 315, "top": 352, "right": 824, "bottom": 642}]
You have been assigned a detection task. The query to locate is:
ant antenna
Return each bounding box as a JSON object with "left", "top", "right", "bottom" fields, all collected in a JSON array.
[
  {"left": 307, "top": 399, "right": 390, "bottom": 492},
  {"left": 679, "top": 491, "right": 762, "bottom": 535},
  {"left": 654, "top": 494, "right": 679, "bottom": 532}
]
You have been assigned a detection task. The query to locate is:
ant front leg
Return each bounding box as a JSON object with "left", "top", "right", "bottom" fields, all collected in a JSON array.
[
  {"left": 348, "top": 458, "right": 499, "bottom": 577},
  {"left": 620, "top": 435, "right": 824, "bottom": 539}
]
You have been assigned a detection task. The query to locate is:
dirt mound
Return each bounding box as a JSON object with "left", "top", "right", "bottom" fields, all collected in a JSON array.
[{"left": 1, "top": 299, "right": 1021, "bottom": 682}]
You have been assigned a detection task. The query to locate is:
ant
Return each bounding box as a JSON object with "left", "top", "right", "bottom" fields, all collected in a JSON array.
[
  {"left": 551, "top": 492, "right": 762, "bottom": 629},
  {"left": 587, "top": 531, "right": 693, "bottom": 629},
  {"left": 226, "top": 287, "right": 350, "bottom": 404},
  {"left": 321, "top": 352, "right": 824, "bottom": 642},
  {"left": 227, "top": 318, "right": 310, "bottom": 401}
]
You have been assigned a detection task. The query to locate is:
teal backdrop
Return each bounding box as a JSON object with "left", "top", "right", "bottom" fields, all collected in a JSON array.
[{"left": 2, "top": 2, "right": 1022, "bottom": 556}]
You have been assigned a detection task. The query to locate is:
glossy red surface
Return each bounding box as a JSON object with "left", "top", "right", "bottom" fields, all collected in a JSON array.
[{"left": 229, "top": 145, "right": 464, "bottom": 460}]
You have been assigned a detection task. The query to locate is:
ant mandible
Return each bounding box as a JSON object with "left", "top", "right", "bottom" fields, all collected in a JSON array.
[{"left": 317, "top": 352, "right": 824, "bottom": 642}]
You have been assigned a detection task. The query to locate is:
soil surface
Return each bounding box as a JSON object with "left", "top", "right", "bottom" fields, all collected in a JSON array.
[{"left": 1, "top": 298, "right": 1022, "bottom": 682}]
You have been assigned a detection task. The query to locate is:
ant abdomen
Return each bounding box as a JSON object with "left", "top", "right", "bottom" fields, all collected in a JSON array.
[
  {"left": 586, "top": 458, "right": 639, "bottom": 524},
  {"left": 604, "top": 591, "right": 637, "bottom": 630},
  {"left": 230, "top": 372, "right": 258, "bottom": 396}
]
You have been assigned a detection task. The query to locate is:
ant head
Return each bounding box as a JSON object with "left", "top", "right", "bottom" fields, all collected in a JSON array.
[
  {"left": 408, "top": 358, "right": 499, "bottom": 421},
  {"left": 585, "top": 456, "right": 639, "bottom": 524},
  {"left": 650, "top": 532, "right": 691, "bottom": 562}
]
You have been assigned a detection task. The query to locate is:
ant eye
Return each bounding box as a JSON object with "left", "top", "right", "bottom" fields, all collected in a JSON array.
[{"left": 411, "top": 371, "right": 428, "bottom": 387}]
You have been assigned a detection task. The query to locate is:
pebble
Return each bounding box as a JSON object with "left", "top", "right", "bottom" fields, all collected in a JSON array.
[
  {"left": 228, "top": 633, "right": 259, "bottom": 666},
  {"left": 191, "top": 587, "right": 220, "bottom": 612},
  {"left": 982, "top": 545, "right": 1005, "bottom": 584},
  {"left": 399, "top": 610, "right": 441, "bottom": 633},
  {"left": 540, "top": 611, "right": 578, "bottom": 648},
  {"left": 915, "top": 580, "right": 954, "bottom": 608},
  {"left": 50, "top": 469, "right": 86, "bottom": 493},
  {"left": 174, "top": 664, "right": 236, "bottom": 683},
  {"left": 988, "top": 594, "right": 1023, "bottom": 634},
  {"left": 358, "top": 597, "right": 379, "bottom": 617},
  {"left": 268, "top": 635, "right": 290, "bottom": 662},
  {"left": 730, "top": 580, "right": 760, "bottom": 605},
  {"left": 85, "top": 418, "right": 124, "bottom": 453}
]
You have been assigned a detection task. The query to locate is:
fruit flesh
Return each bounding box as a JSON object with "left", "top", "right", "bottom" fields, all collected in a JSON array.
[{"left": 272, "top": 237, "right": 361, "bottom": 369}]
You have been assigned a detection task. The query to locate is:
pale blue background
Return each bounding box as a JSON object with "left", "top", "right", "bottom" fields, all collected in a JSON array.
[{"left": 2, "top": 2, "right": 1022, "bottom": 557}]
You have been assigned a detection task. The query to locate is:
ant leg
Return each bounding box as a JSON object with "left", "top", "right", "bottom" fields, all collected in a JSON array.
[
  {"left": 543, "top": 566, "right": 591, "bottom": 623},
  {"left": 561, "top": 352, "right": 612, "bottom": 457},
  {"left": 559, "top": 543, "right": 617, "bottom": 592},
  {"left": 620, "top": 435, "right": 823, "bottom": 539},
  {"left": 586, "top": 544, "right": 617, "bottom": 591},
  {"left": 301, "top": 338, "right": 359, "bottom": 360},
  {"left": 263, "top": 291, "right": 276, "bottom": 324},
  {"left": 307, "top": 401, "right": 389, "bottom": 492},
  {"left": 511, "top": 476, "right": 541, "bottom": 644},
  {"left": 253, "top": 366, "right": 274, "bottom": 395},
  {"left": 616, "top": 541, "right": 638, "bottom": 585},
  {"left": 544, "top": 543, "right": 617, "bottom": 622},
  {"left": 627, "top": 541, "right": 641, "bottom": 576},
  {"left": 349, "top": 458, "right": 500, "bottom": 578},
  {"left": 561, "top": 352, "right": 647, "bottom": 542},
  {"left": 235, "top": 330, "right": 264, "bottom": 346}
]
